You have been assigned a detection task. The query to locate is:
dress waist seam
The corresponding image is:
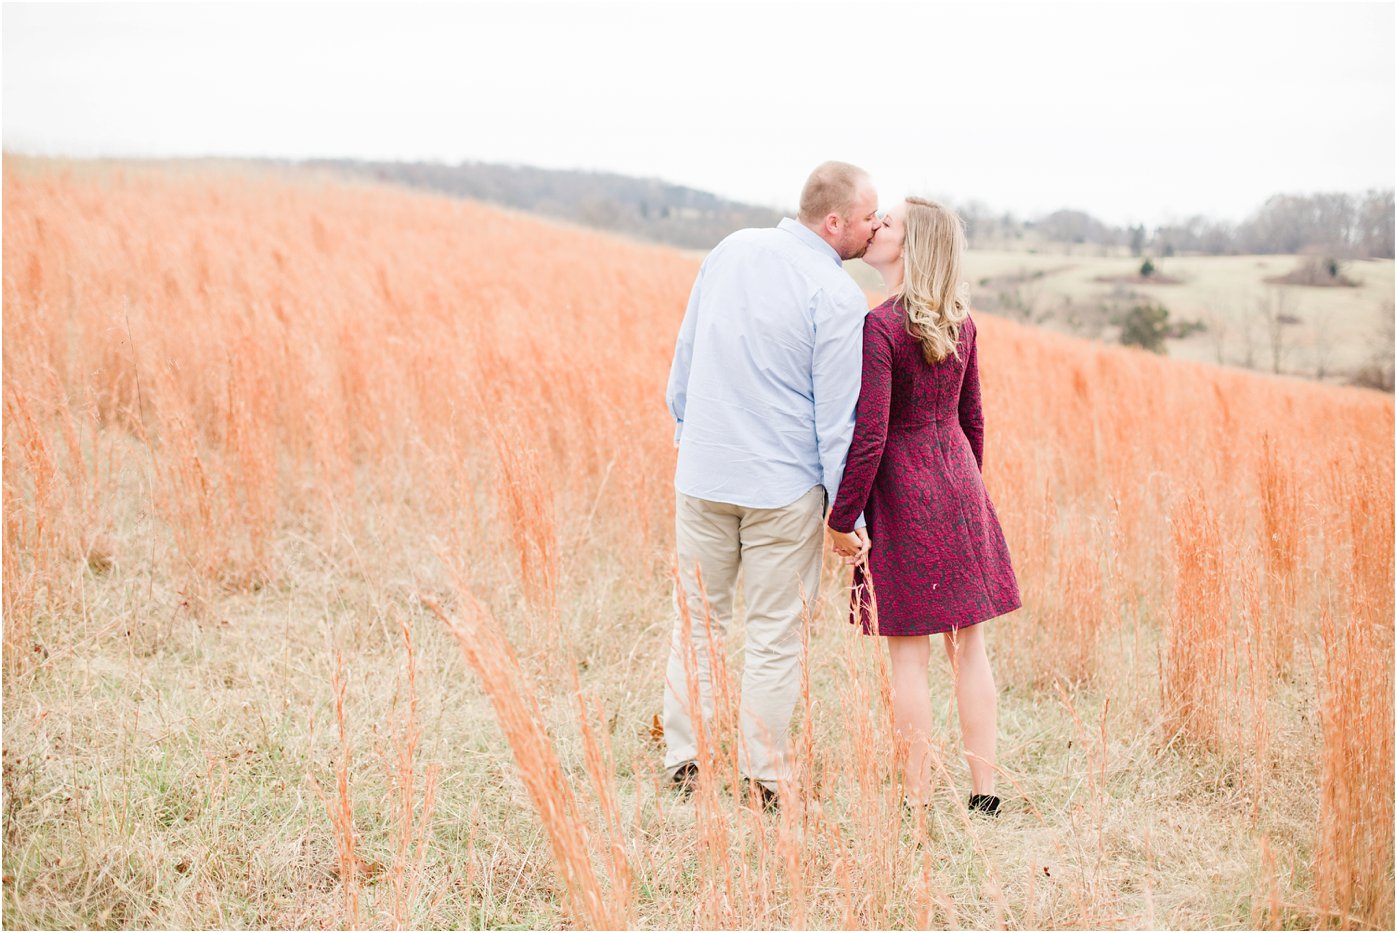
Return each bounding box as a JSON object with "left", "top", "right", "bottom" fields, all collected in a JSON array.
[{"left": 887, "top": 419, "right": 957, "bottom": 432}]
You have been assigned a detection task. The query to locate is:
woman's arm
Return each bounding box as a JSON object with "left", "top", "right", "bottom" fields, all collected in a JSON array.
[
  {"left": 828, "top": 315, "right": 893, "bottom": 533},
  {"left": 958, "top": 319, "right": 984, "bottom": 471}
]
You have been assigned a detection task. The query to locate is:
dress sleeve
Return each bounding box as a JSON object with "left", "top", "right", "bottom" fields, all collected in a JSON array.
[
  {"left": 958, "top": 319, "right": 984, "bottom": 471},
  {"left": 828, "top": 315, "right": 893, "bottom": 533}
]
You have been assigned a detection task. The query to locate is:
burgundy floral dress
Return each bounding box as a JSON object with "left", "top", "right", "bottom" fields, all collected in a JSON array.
[{"left": 828, "top": 298, "right": 1021, "bottom": 636}]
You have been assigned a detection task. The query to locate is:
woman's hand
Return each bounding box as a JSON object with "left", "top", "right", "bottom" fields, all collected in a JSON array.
[{"left": 827, "top": 526, "right": 870, "bottom": 566}]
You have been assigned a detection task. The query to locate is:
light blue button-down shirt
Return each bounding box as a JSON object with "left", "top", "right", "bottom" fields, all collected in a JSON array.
[{"left": 666, "top": 218, "right": 869, "bottom": 519}]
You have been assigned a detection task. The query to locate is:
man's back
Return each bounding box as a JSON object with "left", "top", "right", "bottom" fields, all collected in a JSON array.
[
  {"left": 666, "top": 218, "right": 868, "bottom": 510},
  {"left": 662, "top": 161, "right": 880, "bottom": 806}
]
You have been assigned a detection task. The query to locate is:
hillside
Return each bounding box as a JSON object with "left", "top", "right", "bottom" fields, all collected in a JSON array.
[
  {"left": 3, "top": 159, "right": 1392, "bottom": 929},
  {"left": 288, "top": 157, "right": 784, "bottom": 250},
  {"left": 291, "top": 158, "right": 1395, "bottom": 390}
]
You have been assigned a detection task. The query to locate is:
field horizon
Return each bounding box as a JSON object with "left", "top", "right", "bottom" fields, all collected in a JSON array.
[
  {"left": 3, "top": 157, "right": 1393, "bottom": 930},
  {"left": 843, "top": 249, "right": 1394, "bottom": 390}
]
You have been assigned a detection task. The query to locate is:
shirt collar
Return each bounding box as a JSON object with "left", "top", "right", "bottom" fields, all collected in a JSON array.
[{"left": 778, "top": 217, "right": 843, "bottom": 267}]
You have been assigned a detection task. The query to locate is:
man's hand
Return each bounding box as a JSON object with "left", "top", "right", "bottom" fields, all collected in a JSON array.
[
  {"left": 851, "top": 527, "right": 870, "bottom": 565},
  {"left": 827, "top": 526, "right": 870, "bottom": 566}
]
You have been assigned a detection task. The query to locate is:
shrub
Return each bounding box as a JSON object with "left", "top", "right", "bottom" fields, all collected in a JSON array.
[
  {"left": 1168, "top": 318, "right": 1208, "bottom": 339},
  {"left": 1265, "top": 256, "right": 1359, "bottom": 287},
  {"left": 1118, "top": 302, "right": 1171, "bottom": 353}
]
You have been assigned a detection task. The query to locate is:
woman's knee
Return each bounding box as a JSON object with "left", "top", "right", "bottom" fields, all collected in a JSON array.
[
  {"left": 886, "top": 634, "right": 931, "bottom": 667},
  {"left": 942, "top": 623, "right": 986, "bottom": 661}
]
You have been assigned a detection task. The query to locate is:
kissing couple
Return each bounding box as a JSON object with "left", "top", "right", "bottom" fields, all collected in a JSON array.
[{"left": 662, "top": 161, "right": 1021, "bottom": 817}]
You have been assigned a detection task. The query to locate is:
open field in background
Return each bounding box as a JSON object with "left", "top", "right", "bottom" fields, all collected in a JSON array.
[
  {"left": 3, "top": 158, "right": 1393, "bottom": 929},
  {"left": 959, "top": 250, "right": 1392, "bottom": 381},
  {"left": 849, "top": 249, "right": 1395, "bottom": 383}
]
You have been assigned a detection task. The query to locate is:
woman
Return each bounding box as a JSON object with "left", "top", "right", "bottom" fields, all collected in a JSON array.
[{"left": 826, "top": 197, "right": 1020, "bottom": 817}]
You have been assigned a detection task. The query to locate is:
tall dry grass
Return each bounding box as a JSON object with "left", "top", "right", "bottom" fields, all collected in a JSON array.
[
  {"left": 1312, "top": 457, "right": 1395, "bottom": 928},
  {"left": 428, "top": 590, "right": 622, "bottom": 930},
  {"left": 1259, "top": 433, "right": 1302, "bottom": 675},
  {"left": 1162, "top": 488, "right": 1231, "bottom": 751},
  {"left": 3, "top": 157, "right": 1393, "bottom": 929}
]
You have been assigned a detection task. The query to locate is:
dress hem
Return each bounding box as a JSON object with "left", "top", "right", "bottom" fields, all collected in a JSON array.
[{"left": 849, "top": 597, "right": 1022, "bottom": 637}]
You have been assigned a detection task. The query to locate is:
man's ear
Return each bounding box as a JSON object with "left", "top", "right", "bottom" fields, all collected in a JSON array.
[{"left": 824, "top": 212, "right": 843, "bottom": 234}]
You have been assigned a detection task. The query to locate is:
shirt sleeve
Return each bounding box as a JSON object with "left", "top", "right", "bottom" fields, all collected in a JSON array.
[
  {"left": 828, "top": 313, "right": 893, "bottom": 533},
  {"left": 812, "top": 286, "right": 871, "bottom": 516},
  {"left": 958, "top": 319, "right": 984, "bottom": 471},
  {"left": 665, "top": 261, "right": 705, "bottom": 446}
]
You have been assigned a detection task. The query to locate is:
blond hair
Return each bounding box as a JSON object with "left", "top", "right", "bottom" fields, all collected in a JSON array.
[
  {"left": 797, "top": 161, "right": 870, "bottom": 226},
  {"left": 897, "top": 197, "right": 970, "bottom": 364}
]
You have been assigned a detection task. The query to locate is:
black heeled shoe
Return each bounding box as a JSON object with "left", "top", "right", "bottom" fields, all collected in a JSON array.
[{"left": 968, "top": 793, "right": 1001, "bottom": 818}]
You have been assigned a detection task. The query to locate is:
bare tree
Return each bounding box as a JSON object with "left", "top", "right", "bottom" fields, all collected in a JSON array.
[
  {"left": 1354, "top": 300, "right": 1396, "bottom": 391},
  {"left": 1306, "top": 323, "right": 1335, "bottom": 382},
  {"left": 1358, "top": 190, "right": 1396, "bottom": 258},
  {"left": 1237, "top": 297, "right": 1261, "bottom": 370},
  {"left": 1062, "top": 294, "right": 1111, "bottom": 339},
  {"left": 993, "top": 266, "right": 1047, "bottom": 323},
  {"left": 960, "top": 199, "right": 991, "bottom": 247},
  {"left": 1256, "top": 287, "right": 1299, "bottom": 375},
  {"left": 1200, "top": 295, "right": 1231, "bottom": 365}
]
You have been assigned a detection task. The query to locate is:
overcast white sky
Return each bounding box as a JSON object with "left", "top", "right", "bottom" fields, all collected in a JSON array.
[{"left": 3, "top": 1, "right": 1393, "bottom": 226}]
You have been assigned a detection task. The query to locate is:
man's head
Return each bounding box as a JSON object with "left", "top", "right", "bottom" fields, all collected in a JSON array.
[{"left": 797, "top": 161, "right": 881, "bottom": 260}]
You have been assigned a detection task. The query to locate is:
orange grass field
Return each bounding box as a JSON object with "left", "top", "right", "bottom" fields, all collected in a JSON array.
[{"left": 2, "top": 158, "right": 1393, "bottom": 929}]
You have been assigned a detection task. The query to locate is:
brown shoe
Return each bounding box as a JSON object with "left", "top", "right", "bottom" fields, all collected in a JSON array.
[
  {"left": 670, "top": 761, "right": 699, "bottom": 798},
  {"left": 901, "top": 796, "right": 934, "bottom": 819},
  {"left": 740, "top": 778, "right": 779, "bottom": 813}
]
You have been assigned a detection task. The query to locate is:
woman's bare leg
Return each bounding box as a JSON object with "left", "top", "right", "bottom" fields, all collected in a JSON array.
[
  {"left": 885, "top": 635, "right": 934, "bottom": 803},
  {"left": 942, "top": 624, "right": 997, "bottom": 796}
]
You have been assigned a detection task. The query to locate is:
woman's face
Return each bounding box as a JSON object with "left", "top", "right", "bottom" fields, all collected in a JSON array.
[{"left": 864, "top": 201, "right": 906, "bottom": 268}]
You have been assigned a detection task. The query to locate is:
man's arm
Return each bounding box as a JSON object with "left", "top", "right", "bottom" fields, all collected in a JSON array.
[
  {"left": 810, "top": 285, "right": 868, "bottom": 511},
  {"left": 665, "top": 262, "right": 706, "bottom": 446}
]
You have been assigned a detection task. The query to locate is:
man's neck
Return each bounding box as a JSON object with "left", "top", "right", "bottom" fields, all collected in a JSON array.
[{"left": 798, "top": 218, "right": 841, "bottom": 256}]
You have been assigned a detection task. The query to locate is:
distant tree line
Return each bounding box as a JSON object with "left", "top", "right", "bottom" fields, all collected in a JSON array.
[
  {"left": 274, "top": 159, "right": 1394, "bottom": 259},
  {"left": 967, "top": 190, "right": 1394, "bottom": 259}
]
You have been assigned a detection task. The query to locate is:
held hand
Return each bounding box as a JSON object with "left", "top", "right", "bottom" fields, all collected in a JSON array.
[
  {"left": 828, "top": 527, "right": 858, "bottom": 557},
  {"left": 827, "top": 526, "right": 871, "bottom": 566},
  {"left": 853, "top": 527, "right": 870, "bottom": 565}
]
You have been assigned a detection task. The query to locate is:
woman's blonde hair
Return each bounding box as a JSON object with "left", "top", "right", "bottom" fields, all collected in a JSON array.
[{"left": 897, "top": 197, "right": 970, "bottom": 364}]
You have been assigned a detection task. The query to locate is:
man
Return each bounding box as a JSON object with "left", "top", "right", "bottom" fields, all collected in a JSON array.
[{"left": 662, "top": 161, "right": 879, "bottom": 810}]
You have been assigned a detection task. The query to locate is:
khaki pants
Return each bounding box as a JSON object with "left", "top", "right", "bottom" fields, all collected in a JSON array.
[{"left": 662, "top": 484, "right": 825, "bottom": 791}]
